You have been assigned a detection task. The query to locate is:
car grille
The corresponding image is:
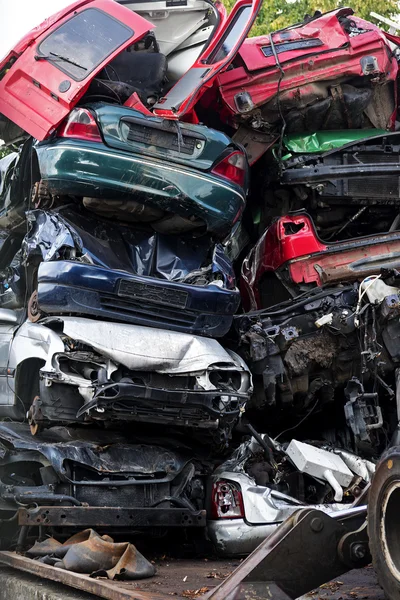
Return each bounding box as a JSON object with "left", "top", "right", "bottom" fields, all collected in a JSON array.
[
  {"left": 118, "top": 279, "right": 188, "bottom": 309},
  {"left": 99, "top": 293, "right": 197, "bottom": 327},
  {"left": 347, "top": 152, "right": 400, "bottom": 199},
  {"left": 126, "top": 122, "right": 197, "bottom": 156},
  {"left": 347, "top": 177, "right": 400, "bottom": 198},
  {"left": 75, "top": 482, "right": 170, "bottom": 507},
  {"left": 71, "top": 464, "right": 171, "bottom": 507}
]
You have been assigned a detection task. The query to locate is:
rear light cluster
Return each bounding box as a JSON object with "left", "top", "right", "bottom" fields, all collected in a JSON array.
[
  {"left": 211, "top": 480, "right": 245, "bottom": 519},
  {"left": 211, "top": 151, "right": 247, "bottom": 187},
  {"left": 59, "top": 108, "right": 102, "bottom": 142}
]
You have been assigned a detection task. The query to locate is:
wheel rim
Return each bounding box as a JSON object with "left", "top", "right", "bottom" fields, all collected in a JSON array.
[
  {"left": 28, "top": 400, "right": 41, "bottom": 436},
  {"left": 28, "top": 291, "right": 41, "bottom": 323},
  {"left": 380, "top": 480, "right": 400, "bottom": 580}
]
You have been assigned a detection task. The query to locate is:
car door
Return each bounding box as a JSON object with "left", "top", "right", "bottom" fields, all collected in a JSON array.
[
  {"left": 152, "top": 0, "right": 263, "bottom": 118},
  {"left": 0, "top": 0, "right": 154, "bottom": 141}
]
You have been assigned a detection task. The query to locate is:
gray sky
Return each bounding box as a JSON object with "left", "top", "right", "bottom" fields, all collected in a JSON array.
[{"left": 0, "top": 0, "right": 72, "bottom": 60}]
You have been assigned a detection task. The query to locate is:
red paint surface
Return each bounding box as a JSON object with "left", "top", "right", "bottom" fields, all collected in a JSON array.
[
  {"left": 218, "top": 9, "right": 398, "bottom": 123},
  {"left": 0, "top": 0, "right": 153, "bottom": 140},
  {"left": 241, "top": 214, "right": 400, "bottom": 310},
  {"left": 153, "top": 0, "right": 262, "bottom": 119}
]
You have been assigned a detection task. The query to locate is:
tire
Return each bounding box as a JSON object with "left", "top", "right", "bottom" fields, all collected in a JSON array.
[{"left": 368, "top": 446, "right": 400, "bottom": 598}]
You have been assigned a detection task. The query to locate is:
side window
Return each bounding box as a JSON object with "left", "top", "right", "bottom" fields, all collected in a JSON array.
[{"left": 207, "top": 7, "right": 252, "bottom": 64}]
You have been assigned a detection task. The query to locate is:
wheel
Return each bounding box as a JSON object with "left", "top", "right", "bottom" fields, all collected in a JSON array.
[
  {"left": 368, "top": 446, "right": 400, "bottom": 598},
  {"left": 31, "top": 180, "right": 53, "bottom": 210}
]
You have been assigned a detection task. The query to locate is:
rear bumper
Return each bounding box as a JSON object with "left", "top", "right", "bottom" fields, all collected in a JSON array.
[
  {"left": 208, "top": 519, "right": 279, "bottom": 556},
  {"left": 35, "top": 140, "right": 245, "bottom": 237},
  {"left": 37, "top": 261, "right": 240, "bottom": 337}
]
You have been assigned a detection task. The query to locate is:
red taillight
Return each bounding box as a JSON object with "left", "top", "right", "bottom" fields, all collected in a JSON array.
[
  {"left": 59, "top": 108, "right": 102, "bottom": 142},
  {"left": 211, "top": 480, "right": 245, "bottom": 519},
  {"left": 211, "top": 151, "right": 246, "bottom": 188}
]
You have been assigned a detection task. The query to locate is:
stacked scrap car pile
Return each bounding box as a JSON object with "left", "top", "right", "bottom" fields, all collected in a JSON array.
[{"left": 1, "top": 0, "right": 400, "bottom": 560}]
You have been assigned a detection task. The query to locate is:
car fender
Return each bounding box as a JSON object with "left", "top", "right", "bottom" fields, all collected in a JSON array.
[{"left": 8, "top": 320, "right": 64, "bottom": 372}]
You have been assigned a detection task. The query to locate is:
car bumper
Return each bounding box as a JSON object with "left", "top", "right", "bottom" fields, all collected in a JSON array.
[
  {"left": 19, "top": 506, "right": 207, "bottom": 528},
  {"left": 35, "top": 140, "right": 245, "bottom": 237},
  {"left": 208, "top": 519, "right": 280, "bottom": 557},
  {"left": 37, "top": 261, "right": 240, "bottom": 337}
]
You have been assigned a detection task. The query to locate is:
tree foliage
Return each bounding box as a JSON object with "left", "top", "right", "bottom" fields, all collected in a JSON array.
[
  {"left": 0, "top": 146, "right": 11, "bottom": 159},
  {"left": 222, "top": 0, "right": 399, "bottom": 37}
]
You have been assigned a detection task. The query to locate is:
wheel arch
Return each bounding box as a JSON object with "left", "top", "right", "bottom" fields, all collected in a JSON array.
[{"left": 14, "top": 357, "right": 46, "bottom": 415}]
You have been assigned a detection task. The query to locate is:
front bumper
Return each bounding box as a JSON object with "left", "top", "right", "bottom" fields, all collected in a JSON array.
[
  {"left": 208, "top": 519, "right": 280, "bottom": 556},
  {"left": 35, "top": 140, "right": 245, "bottom": 238},
  {"left": 37, "top": 261, "right": 240, "bottom": 337}
]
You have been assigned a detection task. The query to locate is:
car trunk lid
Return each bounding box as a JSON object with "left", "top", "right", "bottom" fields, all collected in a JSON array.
[
  {"left": 0, "top": 0, "right": 154, "bottom": 142},
  {"left": 92, "top": 102, "right": 234, "bottom": 171}
]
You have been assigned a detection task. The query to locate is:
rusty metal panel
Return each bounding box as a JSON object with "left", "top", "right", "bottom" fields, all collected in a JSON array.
[
  {"left": 288, "top": 238, "right": 400, "bottom": 286},
  {"left": 18, "top": 506, "right": 206, "bottom": 528},
  {"left": 0, "top": 551, "right": 169, "bottom": 600}
]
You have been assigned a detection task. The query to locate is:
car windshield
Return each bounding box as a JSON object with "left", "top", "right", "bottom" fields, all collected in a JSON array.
[{"left": 37, "top": 8, "right": 134, "bottom": 82}]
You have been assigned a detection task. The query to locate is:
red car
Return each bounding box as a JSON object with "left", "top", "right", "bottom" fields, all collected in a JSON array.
[
  {"left": 211, "top": 8, "right": 400, "bottom": 163},
  {"left": 0, "top": 0, "right": 262, "bottom": 143},
  {"left": 2, "top": 4, "right": 397, "bottom": 148},
  {"left": 241, "top": 213, "right": 400, "bottom": 310}
]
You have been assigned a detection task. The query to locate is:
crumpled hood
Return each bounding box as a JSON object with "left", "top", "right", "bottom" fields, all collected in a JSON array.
[
  {"left": 55, "top": 316, "right": 244, "bottom": 374},
  {"left": 0, "top": 422, "right": 188, "bottom": 482},
  {"left": 24, "top": 208, "right": 236, "bottom": 288}
]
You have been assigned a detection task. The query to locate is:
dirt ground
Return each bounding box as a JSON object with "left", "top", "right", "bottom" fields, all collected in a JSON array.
[
  {"left": 113, "top": 556, "right": 237, "bottom": 598},
  {"left": 113, "top": 558, "right": 385, "bottom": 599},
  {"left": 0, "top": 554, "right": 386, "bottom": 599},
  {"left": 299, "top": 567, "right": 386, "bottom": 600}
]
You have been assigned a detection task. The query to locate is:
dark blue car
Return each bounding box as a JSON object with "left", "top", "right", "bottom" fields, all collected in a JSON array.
[{"left": 24, "top": 208, "right": 240, "bottom": 337}]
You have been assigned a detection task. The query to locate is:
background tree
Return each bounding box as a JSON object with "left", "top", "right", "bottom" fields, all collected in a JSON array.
[
  {"left": 222, "top": 0, "right": 399, "bottom": 37},
  {"left": 0, "top": 146, "right": 11, "bottom": 159}
]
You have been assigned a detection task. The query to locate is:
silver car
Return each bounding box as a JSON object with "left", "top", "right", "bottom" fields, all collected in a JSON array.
[{"left": 207, "top": 437, "right": 374, "bottom": 556}]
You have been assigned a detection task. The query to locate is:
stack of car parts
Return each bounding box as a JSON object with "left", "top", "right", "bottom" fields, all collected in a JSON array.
[
  {"left": 0, "top": 0, "right": 255, "bottom": 553},
  {"left": 1, "top": 0, "right": 400, "bottom": 562}
]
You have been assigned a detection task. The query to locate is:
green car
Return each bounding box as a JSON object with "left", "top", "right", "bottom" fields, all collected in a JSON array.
[{"left": 34, "top": 103, "right": 248, "bottom": 238}]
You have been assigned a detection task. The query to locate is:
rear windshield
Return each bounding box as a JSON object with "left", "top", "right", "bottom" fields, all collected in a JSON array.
[{"left": 38, "top": 8, "right": 133, "bottom": 82}]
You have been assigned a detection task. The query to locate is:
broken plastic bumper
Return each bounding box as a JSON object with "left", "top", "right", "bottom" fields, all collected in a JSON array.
[
  {"left": 35, "top": 139, "right": 246, "bottom": 238},
  {"left": 37, "top": 261, "right": 240, "bottom": 337},
  {"left": 208, "top": 519, "right": 279, "bottom": 556}
]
